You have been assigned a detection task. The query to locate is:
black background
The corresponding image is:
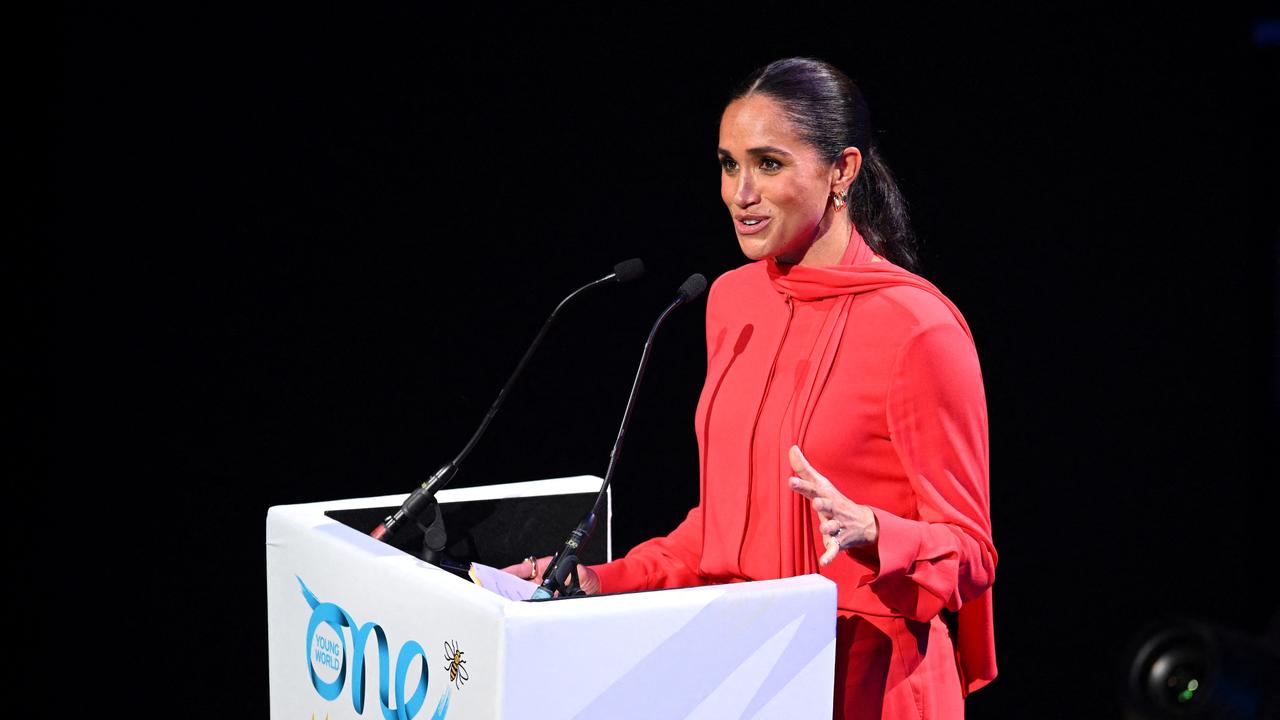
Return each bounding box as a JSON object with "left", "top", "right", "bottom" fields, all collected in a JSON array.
[{"left": 50, "top": 4, "right": 1277, "bottom": 718}]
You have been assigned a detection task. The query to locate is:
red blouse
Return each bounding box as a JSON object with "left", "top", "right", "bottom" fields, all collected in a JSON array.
[{"left": 591, "top": 225, "right": 996, "bottom": 715}]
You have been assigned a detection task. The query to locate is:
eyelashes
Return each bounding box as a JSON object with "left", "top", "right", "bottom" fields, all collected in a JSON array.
[{"left": 718, "top": 155, "right": 783, "bottom": 174}]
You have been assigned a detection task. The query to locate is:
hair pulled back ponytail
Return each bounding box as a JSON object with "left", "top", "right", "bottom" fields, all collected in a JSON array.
[{"left": 732, "top": 57, "right": 920, "bottom": 271}]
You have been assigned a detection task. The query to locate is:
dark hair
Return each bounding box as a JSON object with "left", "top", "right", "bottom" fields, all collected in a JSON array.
[{"left": 731, "top": 57, "right": 920, "bottom": 271}]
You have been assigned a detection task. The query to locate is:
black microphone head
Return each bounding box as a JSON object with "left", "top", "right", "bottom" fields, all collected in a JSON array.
[
  {"left": 613, "top": 258, "right": 645, "bottom": 283},
  {"left": 678, "top": 273, "right": 708, "bottom": 301}
]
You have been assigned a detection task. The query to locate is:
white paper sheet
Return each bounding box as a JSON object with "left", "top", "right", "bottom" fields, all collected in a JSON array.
[{"left": 469, "top": 561, "right": 538, "bottom": 601}]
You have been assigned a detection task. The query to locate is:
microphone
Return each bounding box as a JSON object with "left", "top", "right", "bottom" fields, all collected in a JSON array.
[
  {"left": 677, "top": 273, "right": 707, "bottom": 302},
  {"left": 612, "top": 258, "right": 645, "bottom": 284},
  {"left": 532, "top": 272, "right": 707, "bottom": 600},
  {"left": 370, "top": 259, "right": 646, "bottom": 547}
]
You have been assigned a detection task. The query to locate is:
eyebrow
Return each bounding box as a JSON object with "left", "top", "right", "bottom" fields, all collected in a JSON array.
[{"left": 717, "top": 146, "right": 794, "bottom": 158}]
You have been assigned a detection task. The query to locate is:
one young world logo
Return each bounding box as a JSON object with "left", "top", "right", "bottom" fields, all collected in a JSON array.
[{"left": 299, "top": 577, "right": 452, "bottom": 720}]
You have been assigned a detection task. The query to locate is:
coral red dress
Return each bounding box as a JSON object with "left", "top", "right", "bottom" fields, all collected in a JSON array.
[{"left": 590, "top": 225, "right": 996, "bottom": 719}]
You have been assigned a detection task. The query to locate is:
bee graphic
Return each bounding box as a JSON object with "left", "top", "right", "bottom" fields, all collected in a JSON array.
[{"left": 443, "top": 640, "right": 469, "bottom": 689}]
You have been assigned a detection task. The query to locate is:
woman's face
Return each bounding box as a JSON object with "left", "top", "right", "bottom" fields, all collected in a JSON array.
[{"left": 718, "top": 94, "right": 837, "bottom": 264}]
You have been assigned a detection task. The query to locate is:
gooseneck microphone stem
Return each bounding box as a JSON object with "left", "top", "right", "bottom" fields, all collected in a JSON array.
[
  {"left": 600, "top": 293, "right": 685, "bottom": 495},
  {"left": 371, "top": 260, "right": 645, "bottom": 543},
  {"left": 533, "top": 274, "right": 706, "bottom": 600}
]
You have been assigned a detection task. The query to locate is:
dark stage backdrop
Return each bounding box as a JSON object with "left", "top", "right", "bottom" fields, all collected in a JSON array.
[{"left": 51, "top": 5, "right": 1277, "bottom": 718}]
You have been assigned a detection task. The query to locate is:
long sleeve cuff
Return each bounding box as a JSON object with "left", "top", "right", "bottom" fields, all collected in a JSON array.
[
  {"left": 588, "top": 560, "right": 632, "bottom": 595},
  {"left": 587, "top": 552, "right": 705, "bottom": 595},
  {"left": 853, "top": 505, "right": 924, "bottom": 586}
]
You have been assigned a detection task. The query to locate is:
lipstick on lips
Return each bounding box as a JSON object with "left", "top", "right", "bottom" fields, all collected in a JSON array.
[{"left": 735, "top": 215, "right": 771, "bottom": 234}]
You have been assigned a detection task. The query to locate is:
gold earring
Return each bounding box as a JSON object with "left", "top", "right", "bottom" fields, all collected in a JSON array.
[{"left": 831, "top": 190, "right": 847, "bottom": 211}]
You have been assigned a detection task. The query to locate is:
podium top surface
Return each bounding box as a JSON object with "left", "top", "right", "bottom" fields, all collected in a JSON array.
[{"left": 269, "top": 475, "right": 606, "bottom": 515}]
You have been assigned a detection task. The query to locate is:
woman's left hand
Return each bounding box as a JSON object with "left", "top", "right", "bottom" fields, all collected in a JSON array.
[{"left": 787, "top": 445, "right": 879, "bottom": 565}]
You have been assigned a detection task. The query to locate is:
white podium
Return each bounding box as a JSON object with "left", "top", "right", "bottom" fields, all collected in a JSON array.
[{"left": 267, "top": 478, "right": 837, "bottom": 720}]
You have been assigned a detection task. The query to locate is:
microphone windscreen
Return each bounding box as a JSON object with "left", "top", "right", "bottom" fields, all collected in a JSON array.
[
  {"left": 678, "top": 273, "right": 708, "bottom": 301},
  {"left": 613, "top": 258, "right": 645, "bottom": 283}
]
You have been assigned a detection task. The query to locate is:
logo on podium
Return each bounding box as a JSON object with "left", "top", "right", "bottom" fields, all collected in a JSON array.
[{"left": 298, "top": 577, "right": 453, "bottom": 720}]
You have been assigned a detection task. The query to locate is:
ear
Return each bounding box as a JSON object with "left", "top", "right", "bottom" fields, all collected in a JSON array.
[{"left": 829, "top": 146, "right": 863, "bottom": 194}]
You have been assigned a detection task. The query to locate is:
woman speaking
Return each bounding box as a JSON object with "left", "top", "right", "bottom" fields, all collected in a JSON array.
[{"left": 509, "top": 57, "right": 996, "bottom": 720}]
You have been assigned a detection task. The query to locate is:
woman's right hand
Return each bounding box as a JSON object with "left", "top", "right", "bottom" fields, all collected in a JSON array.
[{"left": 501, "top": 555, "right": 602, "bottom": 596}]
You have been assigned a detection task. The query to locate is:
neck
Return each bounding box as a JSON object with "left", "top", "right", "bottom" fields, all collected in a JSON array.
[{"left": 780, "top": 213, "right": 853, "bottom": 267}]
